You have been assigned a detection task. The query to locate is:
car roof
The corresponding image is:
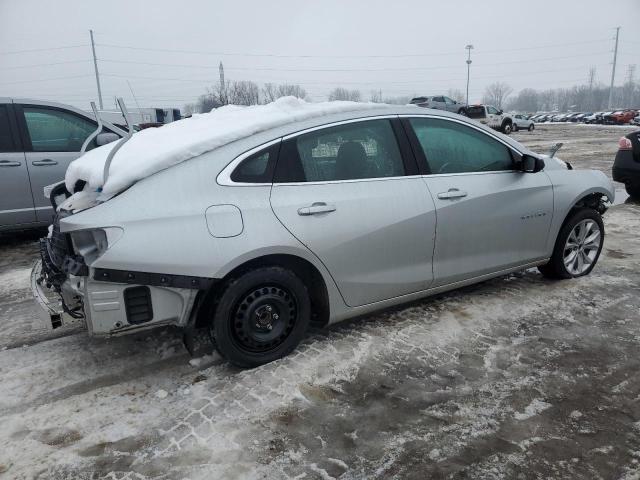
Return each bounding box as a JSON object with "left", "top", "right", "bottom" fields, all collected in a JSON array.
[{"left": 204, "top": 104, "right": 531, "bottom": 162}]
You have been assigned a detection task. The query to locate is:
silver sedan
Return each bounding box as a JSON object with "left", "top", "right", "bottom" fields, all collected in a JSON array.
[{"left": 34, "top": 106, "right": 614, "bottom": 367}]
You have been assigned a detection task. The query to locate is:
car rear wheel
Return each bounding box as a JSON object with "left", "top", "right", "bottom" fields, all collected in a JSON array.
[
  {"left": 528, "top": 123, "right": 535, "bottom": 131},
  {"left": 210, "top": 266, "right": 311, "bottom": 368},
  {"left": 538, "top": 208, "right": 604, "bottom": 279},
  {"left": 457, "top": 108, "right": 467, "bottom": 116},
  {"left": 513, "top": 123, "right": 519, "bottom": 132},
  {"left": 626, "top": 183, "right": 640, "bottom": 198}
]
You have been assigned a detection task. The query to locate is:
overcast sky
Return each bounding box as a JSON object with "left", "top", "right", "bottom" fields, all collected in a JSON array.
[{"left": 1, "top": 0, "right": 639, "bottom": 110}]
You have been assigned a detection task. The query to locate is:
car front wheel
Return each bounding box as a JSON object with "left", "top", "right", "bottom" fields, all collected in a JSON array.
[
  {"left": 502, "top": 122, "right": 512, "bottom": 134},
  {"left": 210, "top": 266, "right": 311, "bottom": 368},
  {"left": 538, "top": 208, "right": 604, "bottom": 279},
  {"left": 528, "top": 123, "right": 535, "bottom": 131}
]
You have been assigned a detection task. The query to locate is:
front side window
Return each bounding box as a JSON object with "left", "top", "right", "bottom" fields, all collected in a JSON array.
[
  {"left": 487, "top": 106, "right": 499, "bottom": 114},
  {"left": 444, "top": 97, "right": 455, "bottom": 104},
  {"left": 23, "top": 107, "right": 97, "bottom": 152},
  {"left": 433, "top": 96, "right": 444, "bottom": 103},
  {"left": 409, "top": 118, "right": 514, "bottom": 174},
  {"left": 277, "top": 119, "right": 405, "bottom": 182}
]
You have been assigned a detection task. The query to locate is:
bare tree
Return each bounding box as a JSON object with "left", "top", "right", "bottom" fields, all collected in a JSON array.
[
  {"left": 483, "top": 82, "right": 513, "bottom": 109},
  {"left": 228, "top": 80, "right": 260, "bottom": 106},
  {"left": 196, "top": 93, "right": 221, "bottom": 113},
  {"left": 369, "top": 89, "right": 383, "bottom": 103},
  {"left": 508, "top": 88, "right": 539, "bottom": 112},
  {"left": 328, "top": 87, "right": 361, "bottom": 102},
  {"left": 182, "top": 103, "right": 196, "bottom": 116},
  {"left": 262, "top": 83, "right": 307, "bottom": 103}
]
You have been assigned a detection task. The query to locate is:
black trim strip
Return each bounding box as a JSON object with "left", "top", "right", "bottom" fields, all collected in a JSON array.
[{"left": 93, "top": 268, "right": 216, "bottom": 290}]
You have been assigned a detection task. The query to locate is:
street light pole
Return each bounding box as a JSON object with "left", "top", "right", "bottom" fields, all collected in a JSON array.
[{"left": 465, "top": 44, "right": 474, "bottom": 106}]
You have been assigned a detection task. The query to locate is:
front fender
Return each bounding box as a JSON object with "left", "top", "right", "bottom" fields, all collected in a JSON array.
[{"left": 544, "top": 169, "right": 614, "bottom": 256}]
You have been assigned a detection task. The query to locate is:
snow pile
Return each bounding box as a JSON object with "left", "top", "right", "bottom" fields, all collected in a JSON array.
[{"left": 65, "top": 97, "right": 385, "bottom": 195}]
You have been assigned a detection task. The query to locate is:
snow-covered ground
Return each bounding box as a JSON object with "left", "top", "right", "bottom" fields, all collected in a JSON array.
[{"left": 1, "top": 124, "right": 640, "bottom": 479}]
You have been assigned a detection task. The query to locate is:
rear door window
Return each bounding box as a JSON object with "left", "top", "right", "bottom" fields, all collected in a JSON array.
[
  {"left": 276, "top": 119, "right": 405, "bottom": 182},
  {"left": 23, "top": 106, "right": 97, "bottom": 152}
]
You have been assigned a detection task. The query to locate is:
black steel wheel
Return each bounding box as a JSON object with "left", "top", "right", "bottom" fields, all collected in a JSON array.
[{"left": 210, "top": 266, "right": 311, "bottom": 367}]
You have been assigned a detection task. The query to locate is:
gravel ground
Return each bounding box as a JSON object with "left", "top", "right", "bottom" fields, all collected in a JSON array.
[{"left": 0, "top": 124, "right": 639, "bottom": 479}]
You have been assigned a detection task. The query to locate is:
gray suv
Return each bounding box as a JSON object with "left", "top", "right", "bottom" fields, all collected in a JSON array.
[
  {"left": 410, "top": 95, "right": 467, "bottom": 115},
  {"left": 0, "top": 98, "right": 124, "bottom": 231}
]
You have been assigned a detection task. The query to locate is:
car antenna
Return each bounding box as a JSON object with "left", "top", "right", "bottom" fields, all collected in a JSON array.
[
  {"left": 80, "top": 101, "right": 103, "bottom": 154},
  {"left": 549, "top": 142, "right": 563, "bottom": 158},
  {"left": 101, "top": 97, "right": 134, "bottom": 190}
]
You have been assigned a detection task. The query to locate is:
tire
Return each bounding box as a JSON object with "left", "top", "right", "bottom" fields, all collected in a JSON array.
[
  {"left": 538, "top": 208, "right": 604, "bottom": 279},
  {"left": 502, "top": 122, "right": 512, "bottom": 134},
  {"left": 626, "top": 183, "right": 640, "bottom": 198},
  {"left": 513, "top": 123, "right": 519, "bottom": 132},
  {"left": 209, "top": 266, "right": 311, "bottom": 368},
  {"left": 528, "top": 123, "right": 535, "bottom": 132},
  {"left": 457, "top": 108, "right": 467, "bottom": 116}
]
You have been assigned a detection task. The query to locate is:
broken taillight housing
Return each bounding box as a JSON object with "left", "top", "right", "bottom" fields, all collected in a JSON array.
[{"left": 618, "top": 136, "right": 633, "bottom": 150}]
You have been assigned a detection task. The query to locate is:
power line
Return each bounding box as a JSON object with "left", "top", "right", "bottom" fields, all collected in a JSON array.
[
  {"left": 94, "top": 38, "right": 613, "bottom": 59},
  {"left": 1, "top": 59, "right": 92, "bottom": 70},
  {"left": 0, "top": 74, "right": 94, "bottom": 86},
  {"left": 95, "top": 52, "right": 612, "bottom": 75},
  {"left": 0, "top": 44, "right": 89, "bottom": 55}
]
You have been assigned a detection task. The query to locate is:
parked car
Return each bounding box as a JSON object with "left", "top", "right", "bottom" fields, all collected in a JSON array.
[
  {"left": 605, "top": 110, "right": 638, "bottom": 125},
  {"left": 0, "top": 98, "right": 125, "bottom": 231},
  {"left": 534, "top": 114, "right": 550, "bottom": 123},
  {"left": 410, "top": 95, "right": 468, "bottom": 115},
  {"left": 613, "top": 129, "right": 640, "bottom": 198},
  {"left": 631, "top": 115, "right": 640, "bottom": 126},
  {"left": 33, "top": 103, "right": 613, "bottom": 367},
  {"left": 465, "top": 104, "right": 514, "bottom": 133},
  {"left": 512, "top": 114, "right": 535, "bottom": 132},
  {"left": 573, "top": 113, "right": 592, "bottom": 123}
]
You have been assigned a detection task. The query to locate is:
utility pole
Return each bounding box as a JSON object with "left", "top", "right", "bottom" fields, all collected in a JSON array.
[
  {"left": 608, "top": 27, "right": 620, "bottom": 109},
  {"left": 219, "top": 62, "right": 226, "bottom": 105},
  {"left": 465, "top": 45, "right": 474, "bottom": 106},
  {"left": 89, "top": 29, "right": 103, "bottom": 110}
]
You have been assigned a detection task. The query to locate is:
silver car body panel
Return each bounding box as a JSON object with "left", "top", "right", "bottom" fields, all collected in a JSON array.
[{"left": 34, "top": 106, "right": 614, "bottom": 334}]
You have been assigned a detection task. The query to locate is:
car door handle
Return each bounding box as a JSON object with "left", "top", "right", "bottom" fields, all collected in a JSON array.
[
  {"left": 437, "top": 188, "right": 468, "bottom": 200},
  {"left": 32, "top": 159, "right": 58, "bottom": 166},
  {"left": 0, "top": 159, "right": 21, "bottom": 167},
  {"left": 297, "top": 202, "right": 337, "bottom": 216}
]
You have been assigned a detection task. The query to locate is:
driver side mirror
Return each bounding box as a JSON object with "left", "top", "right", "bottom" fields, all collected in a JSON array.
[
  {"left": 521, "top": 154, "right": 545, "bottom": 173},
  {"left": 497, "top": 110, "right": 503, "bottom": 115}
]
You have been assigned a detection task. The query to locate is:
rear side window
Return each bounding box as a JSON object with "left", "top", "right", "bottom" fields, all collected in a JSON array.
[
  {"left": 409, "top": 118, "right": 514, "bottom": 174},
  {"left": 230, "top": 142, "right": 280, "bottom": 183},
  {"left": 0, "top": 106, "right": 16, "bottom": 152},
  {"left": 276, "top": 119, "right": 405, "bottom": 183},
  {"left": 23, "top": 106, "right": 97, "bottom": 152}
]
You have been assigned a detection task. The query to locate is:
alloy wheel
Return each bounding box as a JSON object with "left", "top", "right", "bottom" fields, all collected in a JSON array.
[{"left": 563, "top": 219, "right": 601, "bottom": 275}]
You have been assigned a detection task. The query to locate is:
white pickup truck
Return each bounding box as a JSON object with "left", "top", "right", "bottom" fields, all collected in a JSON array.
[{"left": 465, "top": 104, "right": 514, "bottom": 134}]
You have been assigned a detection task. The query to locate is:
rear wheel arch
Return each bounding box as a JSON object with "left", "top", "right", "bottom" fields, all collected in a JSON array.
[{"left": 197, "top": 253, "right": 330, "bottom": 329}]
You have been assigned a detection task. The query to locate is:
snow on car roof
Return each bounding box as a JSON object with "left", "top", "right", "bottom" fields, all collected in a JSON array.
[{"left": 65, "top": 96, "right": 383, "bottom": 196}]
